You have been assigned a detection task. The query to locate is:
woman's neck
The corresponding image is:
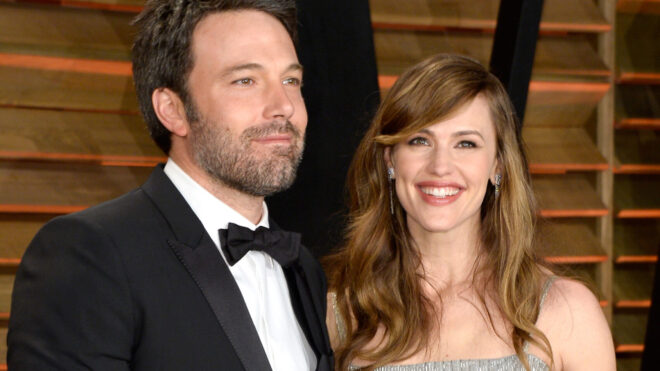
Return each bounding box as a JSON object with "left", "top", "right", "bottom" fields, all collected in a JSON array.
[{"left": 409, "top": 218, "right": 484, "bottom": 290}]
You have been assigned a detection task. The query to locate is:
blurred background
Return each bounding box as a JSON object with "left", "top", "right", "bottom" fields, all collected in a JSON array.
[{"left": 0, "top": 0, "right": 658, "bottom": 369}]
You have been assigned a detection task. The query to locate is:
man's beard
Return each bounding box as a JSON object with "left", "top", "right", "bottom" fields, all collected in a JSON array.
[{"left": 188, "top": 110, "right": 304, "bottom": 197}]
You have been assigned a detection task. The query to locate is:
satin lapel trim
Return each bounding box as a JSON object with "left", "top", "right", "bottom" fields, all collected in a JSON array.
[
  {"left": 269, "top": 219, "right": 326, "bottom": 353},
  {"left": 168, "top": 237, "right": 272, "bottom": 371},
  {"left": 284, "top": 264, "right": 326, "bottom": 359}
]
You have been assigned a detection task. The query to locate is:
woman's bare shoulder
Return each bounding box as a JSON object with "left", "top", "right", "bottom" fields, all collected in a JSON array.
[
  {"left": 536, "top": 277, "right": 615, "bottom": 370},
  {"left": 540, "top": 277, "right": 606, "bottom": 337},
  {"left": 546, "top": 277, "right": 599, "bottom": 309}
]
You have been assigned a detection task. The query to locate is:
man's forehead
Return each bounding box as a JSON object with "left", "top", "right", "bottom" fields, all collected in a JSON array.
[
  {"left": 192, "top": 10, "right": 291, "bottom": 42},
  {"left": 190, "top": 10, "right": 296, "bottom": 59}
]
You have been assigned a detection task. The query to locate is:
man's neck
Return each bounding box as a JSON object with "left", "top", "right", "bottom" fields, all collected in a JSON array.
[{"left": 169, "top": 155, "right": 265, "bottom": 224}]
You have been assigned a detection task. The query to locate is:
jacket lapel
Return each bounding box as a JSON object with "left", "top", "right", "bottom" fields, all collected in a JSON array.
[
  {"left": 141, "top": 165, "right": 272, "bottom": 371},
  {"left": 283, "top": 261, "right": 334, "bottom": 371},
  {"left": 268, "top": 219, "right": 332, "bottom": 370},
  {"left": 168, "top": 237, "right": 271, "bottom": 371}
]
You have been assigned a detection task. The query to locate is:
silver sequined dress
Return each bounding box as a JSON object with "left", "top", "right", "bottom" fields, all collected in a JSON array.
[{"left": 333, "top": 278, "right": 555, "bottom": 371}]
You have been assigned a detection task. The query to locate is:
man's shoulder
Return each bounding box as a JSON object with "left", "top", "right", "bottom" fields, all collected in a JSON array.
[
  {"left": 67, "top": 187, "right": 153, "bottom": 225},
  {"left": 37, "top": 186, "right": 160, "bottom": 242},
  {"left": 68, "top": 163, "right": 175, "bottom": 226}
]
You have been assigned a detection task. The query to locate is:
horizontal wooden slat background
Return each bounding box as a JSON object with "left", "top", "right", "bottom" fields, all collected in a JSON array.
[{"left": 0, "top": 0, "right": 657, "bottom": 369}]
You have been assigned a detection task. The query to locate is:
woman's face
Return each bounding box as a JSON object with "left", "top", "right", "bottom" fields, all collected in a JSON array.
[{"left": 385, "top": 95, "right": 499, "bottom": 237}]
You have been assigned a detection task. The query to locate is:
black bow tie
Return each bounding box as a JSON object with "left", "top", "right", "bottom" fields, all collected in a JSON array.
[{"left": 219, "top": 223, "right": 301, "bottom": 267}]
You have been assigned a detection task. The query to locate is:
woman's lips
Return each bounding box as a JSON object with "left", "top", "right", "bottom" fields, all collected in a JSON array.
[{"left": 416, "top": 183, "right": 463, "bottom": 205}]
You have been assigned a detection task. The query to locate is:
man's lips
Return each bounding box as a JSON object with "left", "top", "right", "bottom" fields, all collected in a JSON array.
[{"left": 252, "top": 134, "right": 292, "bottom": 144}]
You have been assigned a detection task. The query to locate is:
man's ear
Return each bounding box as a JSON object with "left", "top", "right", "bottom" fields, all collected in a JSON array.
[{"left": 152, "top": 88, "right": 189, "bottom": 138}]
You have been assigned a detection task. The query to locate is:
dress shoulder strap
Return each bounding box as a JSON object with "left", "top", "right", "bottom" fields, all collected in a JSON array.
[
  {"left": 538, "top": 275, "right": 557, "bottom": 312},
  {"left": 330, "top": 292, "right": 347, "bottom": 343},
  {"left": 523, "top": 275, "right": 557, "bottom": 352}
]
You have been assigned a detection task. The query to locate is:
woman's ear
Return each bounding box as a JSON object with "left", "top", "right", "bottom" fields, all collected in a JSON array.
[
  {"left": 384, "top": 146, "right": 393, "bottom": 169},
  {"left": 384, "top": 146, "right": 396, "bottom": 180},
  {"left": 152, "top": 88, "right": 190, "bottom": 138},
  {"left": 490, "top": 160, "right": 501, "bottom": 185}
]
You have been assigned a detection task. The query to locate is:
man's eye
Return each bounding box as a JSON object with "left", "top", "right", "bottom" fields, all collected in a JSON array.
[
  {"left": 408, "top": 137, "right": 429, "bottom": 146},
  {"left": 283, "top": 77, "right": 302, "bottom": 86},
  {"left": 457, "top": 140, "right": 476, "bottom": 148},
  {"left": 233, "top": 78, "right": 254, "bottom": 85}
]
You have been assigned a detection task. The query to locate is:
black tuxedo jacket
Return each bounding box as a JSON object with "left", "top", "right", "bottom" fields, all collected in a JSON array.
[{"left": 8, "top": 165, "right": 333, "bottom": 370}]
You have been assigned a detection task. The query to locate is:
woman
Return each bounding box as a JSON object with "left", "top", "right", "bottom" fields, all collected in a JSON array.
[{"left": 324, "top": 54, "right": 615, "bottom": 370}]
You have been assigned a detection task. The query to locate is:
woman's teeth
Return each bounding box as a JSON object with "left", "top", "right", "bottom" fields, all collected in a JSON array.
[{"left": 420, "top": 187, "right": 459, "bottom": 198}]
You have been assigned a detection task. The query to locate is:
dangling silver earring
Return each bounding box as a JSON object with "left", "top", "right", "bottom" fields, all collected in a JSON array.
[
  {"left": 387, "top": 167, "right": 395, "bottom": 214},
  {"left": 494, "top": 174, "right": 502, "bottom": 196}
]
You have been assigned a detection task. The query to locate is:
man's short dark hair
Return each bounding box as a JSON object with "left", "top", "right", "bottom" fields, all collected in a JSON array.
[{"left": 132, "top": 0, "right": 297, "bottom": 154}]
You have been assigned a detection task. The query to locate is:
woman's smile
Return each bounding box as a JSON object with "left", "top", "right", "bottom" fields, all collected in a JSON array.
[
  {"left": 417, "top": 183, "right": 463, "bottom": 205},
  {"left": 386, "top": 95, "right": 498, "bottom": 235}
]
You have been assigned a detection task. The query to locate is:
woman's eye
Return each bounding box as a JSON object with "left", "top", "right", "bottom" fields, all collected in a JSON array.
[
  {"left": 408, "top": 137, "right": 429, "bottom": 146},
  {"left": 233, "top": 78, "right": 254, "bottom": 85},
  {"left": 457, "top": 140, "right": 476, "bottom": 148}
]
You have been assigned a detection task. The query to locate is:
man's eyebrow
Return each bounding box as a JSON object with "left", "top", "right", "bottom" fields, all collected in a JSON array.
[
  {"left": 452, "top": 130, "right": 484, "bottom": 140},
  {"left": 286, "top": 63, "right": 303, "bottom": 73},
  {"left": 221, "top": 63, "right": 303, "bottom": 77},
  {"left": 221, "top": 63, "right": 263, "bottom": 77}
]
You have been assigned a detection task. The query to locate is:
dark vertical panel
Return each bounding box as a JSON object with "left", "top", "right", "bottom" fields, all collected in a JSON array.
[
  {"left": 642, "top": 249, "right": 660, "bottom": 370},
  {"left": 268, "top": 0, "right": 380, "bottom": 257},
  {"left": 489, "top": 0, "right": 544, "bottom": 127}
]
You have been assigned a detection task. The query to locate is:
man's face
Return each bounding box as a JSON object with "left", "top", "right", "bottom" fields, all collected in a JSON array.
[{"left": 184, "top": 10, "right": 306, "bottom": 196}]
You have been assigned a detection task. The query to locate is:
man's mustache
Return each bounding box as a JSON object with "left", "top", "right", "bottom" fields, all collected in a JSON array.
[{"left": 241, "top": 121, "right": 302, "bottom": 142}]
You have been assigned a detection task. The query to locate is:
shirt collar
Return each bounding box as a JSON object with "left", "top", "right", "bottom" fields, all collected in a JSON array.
[{"left": 163, "top": 159, "right": 269, "bottom": 249}]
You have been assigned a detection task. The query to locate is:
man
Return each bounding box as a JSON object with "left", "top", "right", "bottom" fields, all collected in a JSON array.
[{"left": 8, "top": 0, "right": 332, "bottom": 370}]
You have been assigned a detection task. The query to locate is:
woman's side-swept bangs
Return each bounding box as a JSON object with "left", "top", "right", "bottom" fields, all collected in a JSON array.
[{"left": 374, "top": 54, "right": 494, "bottom": 147}]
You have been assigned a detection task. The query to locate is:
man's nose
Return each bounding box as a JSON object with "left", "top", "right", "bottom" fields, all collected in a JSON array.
[{"left": 263, "top": 83, "right": 295, "bottom": 121}]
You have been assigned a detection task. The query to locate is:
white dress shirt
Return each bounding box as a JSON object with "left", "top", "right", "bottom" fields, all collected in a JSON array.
[{"left": 164, "top": 159, "right": 316, "bottom": 371}]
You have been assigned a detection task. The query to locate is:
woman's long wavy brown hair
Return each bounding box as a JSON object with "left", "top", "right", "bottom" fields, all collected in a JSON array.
[{"left": 324, "top": 54, "right": 553, "bottom": 370}]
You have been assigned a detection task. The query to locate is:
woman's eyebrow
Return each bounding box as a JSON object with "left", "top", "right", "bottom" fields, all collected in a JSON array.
[{"left": 452, "top": 130, "right": 484, "bottom": 140}]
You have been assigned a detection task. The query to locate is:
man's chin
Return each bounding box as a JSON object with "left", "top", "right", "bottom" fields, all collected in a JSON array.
[
  {"left": 241, "top": 177, "right": 297, "bottom": 197},
  {"left": 215, "top": 162, "right": 299, "bottom": 197},
  {"left": 251, "top": 142, "right": 300, "bottom": 157}
]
